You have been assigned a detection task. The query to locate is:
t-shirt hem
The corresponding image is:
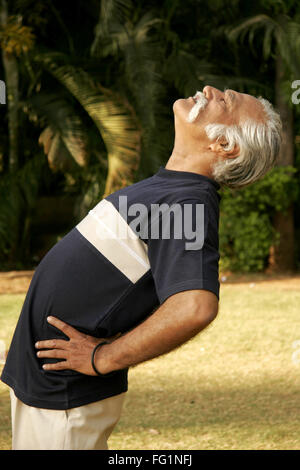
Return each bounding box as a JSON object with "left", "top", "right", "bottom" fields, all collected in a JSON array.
[
  {"left": 158, "top": 278, "right": 220, "bottom": 304},
  {"left": 1, "top": 371, "right": 128, "bottom": 410}
]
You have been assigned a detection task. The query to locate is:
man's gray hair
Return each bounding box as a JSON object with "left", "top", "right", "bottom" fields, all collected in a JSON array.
[{"left": 205, "top": 97, "right": 282, "bottom": 188}]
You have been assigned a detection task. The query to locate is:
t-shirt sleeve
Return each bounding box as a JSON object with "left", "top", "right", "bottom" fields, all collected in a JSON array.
[{"left": 147, "top": 197, "right": 220, "bottom": 304}]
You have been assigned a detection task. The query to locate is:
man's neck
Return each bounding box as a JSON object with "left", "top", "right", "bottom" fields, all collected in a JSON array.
[{"left": 165, "top": 150, "right": 215, "bottom": 179}]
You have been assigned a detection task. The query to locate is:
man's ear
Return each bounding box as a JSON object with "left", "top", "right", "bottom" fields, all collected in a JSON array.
[{"left": 209, "top": 140, "right": 240, "bottom": 159}]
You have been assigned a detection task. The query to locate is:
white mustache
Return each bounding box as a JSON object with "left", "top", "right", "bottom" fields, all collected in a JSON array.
[{"left": 187, "top": 91, "right": 208, "bottom": 123}]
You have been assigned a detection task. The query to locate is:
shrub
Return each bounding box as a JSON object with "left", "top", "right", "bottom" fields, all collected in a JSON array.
[{"left": 219, "top": 166, "right": 299, "bottom": 272}]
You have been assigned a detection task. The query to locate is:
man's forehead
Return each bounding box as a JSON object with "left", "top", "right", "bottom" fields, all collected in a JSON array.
[
  {"left": 226, "top": 88, "right": 256, "bottom": 102},
  {"left": 226, "top": 89, "right": 265, "bottom": 121}
]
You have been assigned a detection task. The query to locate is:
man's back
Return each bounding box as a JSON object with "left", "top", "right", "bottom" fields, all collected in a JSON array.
[{"left": 1, "top": 167, "right": 220, "bottom": 410}]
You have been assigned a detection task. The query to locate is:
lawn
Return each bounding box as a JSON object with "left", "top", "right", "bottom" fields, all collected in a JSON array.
[{"left": 0, "top": 277, "right": 300, "bottom": 450}]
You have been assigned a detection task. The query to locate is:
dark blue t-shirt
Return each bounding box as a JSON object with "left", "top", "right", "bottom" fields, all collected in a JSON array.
[{"left": 1, "top": 167, "right": 220, "bottom": 409}]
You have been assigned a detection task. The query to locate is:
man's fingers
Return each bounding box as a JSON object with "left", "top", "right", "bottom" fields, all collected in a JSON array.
[
  {"left": 42, "top": 360, "right": 69, "bottom": 371},
  {"left": 35, "top": 339, "right": 68, "bottom": 350},
  {"left": 47, "top": 316, "right": 81, "bottom": 339},
  {"left": 37, "top": 349, "right": 68, "bottom": 359}
]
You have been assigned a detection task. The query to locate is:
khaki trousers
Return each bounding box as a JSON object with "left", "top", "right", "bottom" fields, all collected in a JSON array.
[{"left": 9, "top": 388, "right": 126, "bottom": 450}]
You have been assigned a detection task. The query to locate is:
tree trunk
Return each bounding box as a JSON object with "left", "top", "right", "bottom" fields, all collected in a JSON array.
[
  {"left": 268, "top": 54, "right": 295, "bottom": 272},
  {"left": 0, "top": 0, "right": 19, "bottom": 172}
]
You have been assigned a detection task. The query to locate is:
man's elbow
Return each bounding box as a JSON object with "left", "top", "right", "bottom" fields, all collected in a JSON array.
[
  {"left": 169, "top": 289, "right": 219, "bottom": 331},
  {"left": 197, "top": 305, "right": 218, "bottom": 328},
  {"left": 192, "top": 293, "right": 219, "bottom": 329}
]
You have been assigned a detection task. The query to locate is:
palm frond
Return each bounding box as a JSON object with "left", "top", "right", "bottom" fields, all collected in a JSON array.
[
  {"left": 34, "top": 53, "right": 141, "bottom": 196},
  {"left": 39, "top": 127, "right": 77, "bottom": 173},
  {"left": 90, "top": 0, "right": 134, "bottom": 57},
  {"left": 26, "top": 93, "right": 90, "bottom": 170},
  {"left": 164, "top": 50, "right": 210, "bottom": 97},
  {"left": 228, "top": 13, "right": 300, "bottom": 84},
  {"left": 228, "top": 14, "right": 277, "bottom": 41},
  {"left": 228, "top": 14, "right": 278, "bottom": 60}
]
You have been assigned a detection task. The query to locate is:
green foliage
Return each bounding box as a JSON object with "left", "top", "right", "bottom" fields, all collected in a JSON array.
[
  {"left": 27, "top": 92, "right": 90, "bottom": 171},
  {"left": 219, "top": 166, "right": 299, "bottom": 272},
  {"left": 1, "top": 0, "right": 300, "bottom": 271},
  {"left": 91, "top": 3, "right": 168, "bottom": 176},
  {"left": 0, "top": 16, "right": 35, "bottom": 55},
  {"left": 0, "top": 154, "right": 45, "bottom": 268}
]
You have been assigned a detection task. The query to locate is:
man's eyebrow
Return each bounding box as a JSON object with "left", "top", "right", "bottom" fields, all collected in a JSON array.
[{"left": 225, "top": 90, "right": 236, "bottom": 106}]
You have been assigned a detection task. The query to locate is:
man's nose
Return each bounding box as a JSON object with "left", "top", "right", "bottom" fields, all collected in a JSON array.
[{"left": 203, "top": 86, "right": 222, "bottom": 99}]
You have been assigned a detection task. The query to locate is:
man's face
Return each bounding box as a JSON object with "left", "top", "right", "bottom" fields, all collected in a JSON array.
[{"left": 173, "top": 86, "right": 266, "bottom": 135}]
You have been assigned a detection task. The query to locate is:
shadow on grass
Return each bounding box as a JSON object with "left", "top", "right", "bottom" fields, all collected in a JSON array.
[
  {"left": 0, "top": 376, "right": 299, "bottom": 450},
  {"left": 120, "top": 377, "right": 300, "bottom": 430}
]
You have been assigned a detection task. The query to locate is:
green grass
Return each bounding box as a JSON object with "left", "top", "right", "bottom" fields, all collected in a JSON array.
[
  {"left": 1, "top": 282, "right": 300, "bottom": 450},
  {"left": 0, "top": 294, "right": 25, "bottom": 450}
]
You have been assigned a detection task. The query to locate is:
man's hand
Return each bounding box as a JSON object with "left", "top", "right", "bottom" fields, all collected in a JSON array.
[
  {"left": 35, "top": 316, "right": 120, "bottom": 376},
  {"left": 35, "top": 290, "right": 218, "bottom": 377}
]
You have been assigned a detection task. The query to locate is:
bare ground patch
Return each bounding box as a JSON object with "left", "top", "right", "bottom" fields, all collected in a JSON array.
[
  {"left": 0, "top": 270, "right": 299, "bottom": 295},
  {"left": 0, "top": 271, "right": 34, "bottom": 294}
]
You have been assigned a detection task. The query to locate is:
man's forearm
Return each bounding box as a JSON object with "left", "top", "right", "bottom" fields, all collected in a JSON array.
[{"left": 96, "top": 290, "right": 218, "bottom": 374}]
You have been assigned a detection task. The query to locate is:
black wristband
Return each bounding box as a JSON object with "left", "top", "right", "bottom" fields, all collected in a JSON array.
[{"left": 91, "top": 341, "right": 118, "bottom": 377}]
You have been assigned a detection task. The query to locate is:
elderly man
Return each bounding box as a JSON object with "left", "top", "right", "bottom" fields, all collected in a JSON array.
[{"left": 1, "top": 86, "right": 282, "bottom": 450}]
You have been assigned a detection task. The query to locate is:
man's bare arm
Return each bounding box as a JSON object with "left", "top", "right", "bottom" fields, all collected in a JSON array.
[
  {"left": 96, "top": 289, "right": 218, "bottom": 374},
  {"left": 36, "top": 289, "right": 218, "bottom": 375}
]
